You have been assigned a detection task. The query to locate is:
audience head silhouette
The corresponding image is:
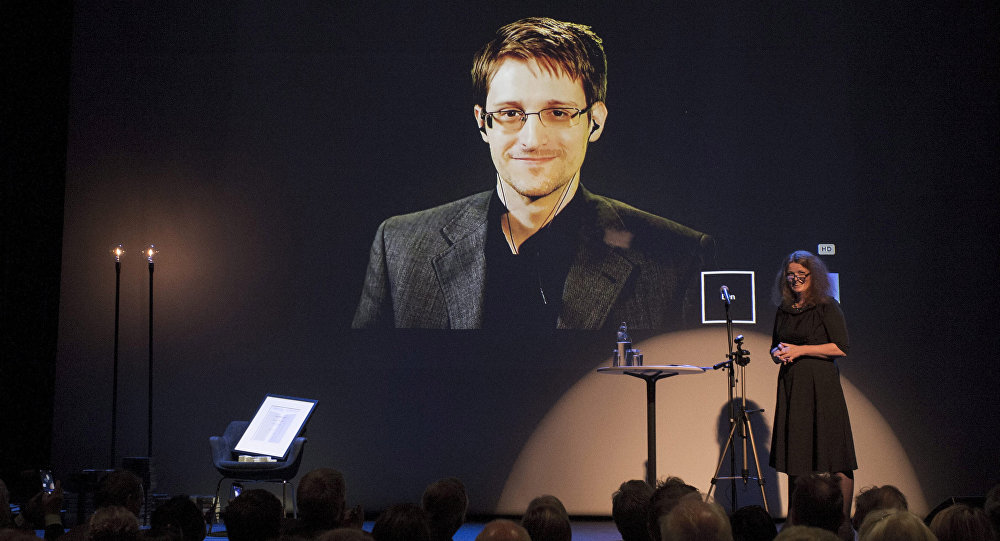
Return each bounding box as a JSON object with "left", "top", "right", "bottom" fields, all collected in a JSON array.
[
  {"left": 0, "top": 479, "right": 11, "bottom": 529},
  {"left": 787, "top": 474, "right": 843, "bottom": 534},
  {"left": 857, "top": 509, "right": 936, "bottom": 541},
  {"left": 613, "top": 480, "right": 653, "bottom": 541},
  {"left": 852, "top": 485, "right": 908, "bottom": 531},
  {"left": 95, "top": 471, "right": 144, "bottom": 517},
  {"left": 659, "top": 498, "right": 733, "bottom": 541},
  {"left": 729, "top": 505, "right": 777, "bottom": 541},
  {"left": 929, "top": 502, "right": 996, "bottom": 541},
  {"left": 773, "top": 525, "right": 839, "bottom": 540},
  {"left": 648, "top": 477, "right": 700, "bottom": 541},
  {"left": 298, "top": 468, "right": 348, "bottom": 530},
  {"left": 315, "top": 529, "right": 374, "bottom": 541},
  {"left": 521, "top": 495, "right": 571, "bottom": 541},
  {"left": 149, "top": 495, "right": 206, "bottom": 541},
  {"left": 987, "top": 483, "right": 1000, "bottom": 539},
  {"left": 371, "top": 503, "right": 430, "bottom": 541},
  {"left": 223, "top": 489, "right": 283, "bottom": 541},
  {"left": 89, "top": 505, "right": 140, "bottom": 541},
  {"left": 422, "top": 477, "right": 468, "bottom": 541},
  {"left": 475, "top": 519, "right": 530, "bottom": 541}
]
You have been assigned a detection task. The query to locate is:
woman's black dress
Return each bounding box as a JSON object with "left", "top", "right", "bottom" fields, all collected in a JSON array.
[{"left": 769, "top": 299, "right": 857, "bottom": 476}]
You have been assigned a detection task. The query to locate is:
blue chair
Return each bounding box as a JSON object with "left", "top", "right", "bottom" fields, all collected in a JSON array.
[{"left": 208, "top": 420, "right": 306, "bottom": 528}]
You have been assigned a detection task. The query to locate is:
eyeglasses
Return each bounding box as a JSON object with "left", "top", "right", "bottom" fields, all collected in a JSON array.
[
  {"left": 481, "top": 105, "right": 592, "bottom": 131},
  {"left": 786, "top": 272, "right": 810, "bottom": 285}
]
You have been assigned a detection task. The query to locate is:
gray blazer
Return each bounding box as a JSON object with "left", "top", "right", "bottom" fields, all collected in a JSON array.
[{"left": 352, "top": 186, "right": 712, "bottom": 329}]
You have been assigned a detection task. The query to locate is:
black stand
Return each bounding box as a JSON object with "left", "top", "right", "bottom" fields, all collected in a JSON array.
[
  {"left": 597, "top": 365, "right": 705, "bottom": 487},
  {"left": 724, "top": 296, "right": 737, "bottom": 510},
  {"left": 135, "top": 248, "right": 157, "bottom": 526},
  {"left": 147, "top": 258, "right": 154, "bottom": 458},
  {"left": 707, "top": 292, "right": 769, "bottom": 513},
  {"left": 111, "top": 258, "right": 121, "bottom": 467},
  {"left": 630, "top": 370, "right": 676, "bottom": 488}
]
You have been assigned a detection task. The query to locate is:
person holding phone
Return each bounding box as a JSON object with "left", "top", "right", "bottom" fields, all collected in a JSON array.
[
  {"left": 769, "top": 250, "right": 856, "bottom": 525},
  {"left": 6, "top": 472, "right": 65, "bottom": 539}
]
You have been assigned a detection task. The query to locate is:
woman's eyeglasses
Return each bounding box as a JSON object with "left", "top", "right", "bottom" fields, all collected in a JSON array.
[{"left": 786, "top": 272, "right": 810, "bottom": 285}]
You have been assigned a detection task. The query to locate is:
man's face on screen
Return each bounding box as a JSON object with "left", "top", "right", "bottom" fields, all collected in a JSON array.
[{"left": 474, "top": 57, "right": 606, "bottom": 199}]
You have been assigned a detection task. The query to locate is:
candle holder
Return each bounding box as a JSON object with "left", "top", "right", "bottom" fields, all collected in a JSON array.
[
  {"left": 109, "top": 244, "right": 125, "bottom": 467},
  {"left": 145, "top": 245, "right": 158, "bottom": 457}
]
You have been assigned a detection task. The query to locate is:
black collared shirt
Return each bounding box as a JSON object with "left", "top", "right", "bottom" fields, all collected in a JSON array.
[{"left": 481, "top": 189, "right": 584, "bottom": 329}]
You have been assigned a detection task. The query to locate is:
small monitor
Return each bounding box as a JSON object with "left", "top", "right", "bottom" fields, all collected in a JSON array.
[{"left": 234, "top": 394, "right": 317, "bottom": 459}]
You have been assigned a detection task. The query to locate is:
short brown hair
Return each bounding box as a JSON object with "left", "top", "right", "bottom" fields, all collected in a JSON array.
[
  {"left": 89, "top": 506, "right": 140, "bottom": 541},
  {"left": 298, "top": 468, "right": 347, "bottom": 527},
  {"left": 852, "top": 485, "right": 908, "bottom": 530},
  {"left": 929, "top": 503, "right": 996, "bottom": 541},
  {"left": 858, "top": 509, "right": 937, "bottom": 541},
  {"left": 471, "top": 17, "right": 607, "bottom": 108},
  {"left": 659, "top": 499, "right": 732, "bottom": 541}
]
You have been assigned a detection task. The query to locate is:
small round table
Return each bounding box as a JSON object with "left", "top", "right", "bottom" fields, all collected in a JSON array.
[{"left": 597, "top": 365, "right": 706, "bottom": 486}]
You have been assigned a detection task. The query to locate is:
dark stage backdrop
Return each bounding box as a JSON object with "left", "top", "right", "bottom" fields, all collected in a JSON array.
[{"left": 53, "top": 2, "right": 998, "bottom": 515}]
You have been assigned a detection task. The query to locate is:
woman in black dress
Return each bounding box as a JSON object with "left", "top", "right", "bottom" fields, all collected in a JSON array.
[{"left": 769, "top": 250, "right": 856, "bottom": 520}]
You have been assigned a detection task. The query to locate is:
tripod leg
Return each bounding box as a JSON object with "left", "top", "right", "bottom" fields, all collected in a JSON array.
[
  {"left": 706, "top": 418, "right": 741, "bottom": 502},
  {"left": 743, "top": 412, "right": 769, "bottom": 514},
  {"left": 741, "top": 412, "right": 750, "bottom": 483}
]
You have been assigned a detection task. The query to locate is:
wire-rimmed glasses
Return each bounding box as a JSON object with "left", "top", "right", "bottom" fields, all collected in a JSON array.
[{"left": 481, "top": 104, "right": 592, "bottom": 131}]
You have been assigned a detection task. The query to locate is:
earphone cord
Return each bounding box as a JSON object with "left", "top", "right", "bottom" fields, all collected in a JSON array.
[
  {"left": 497, "top": 173, "right": 575, "bottom": 255},
  {"left": 497, "top": 174, "right": 576, "bottom": 305}
]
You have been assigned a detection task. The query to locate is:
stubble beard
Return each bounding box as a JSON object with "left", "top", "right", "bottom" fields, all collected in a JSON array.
[
  {"left": 503, "top": 176, "right": 571, "bottom": 201},
  {"left": 496, "top": 144, "right": 584, "bottom": 201}
]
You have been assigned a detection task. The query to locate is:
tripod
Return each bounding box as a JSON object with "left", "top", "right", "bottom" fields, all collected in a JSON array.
[
  {"left": 705, "top": 334, "right": 770, "bottom": 513},
  {"left": 707, "top": 288, "right": 769, "bottom": 512}
]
